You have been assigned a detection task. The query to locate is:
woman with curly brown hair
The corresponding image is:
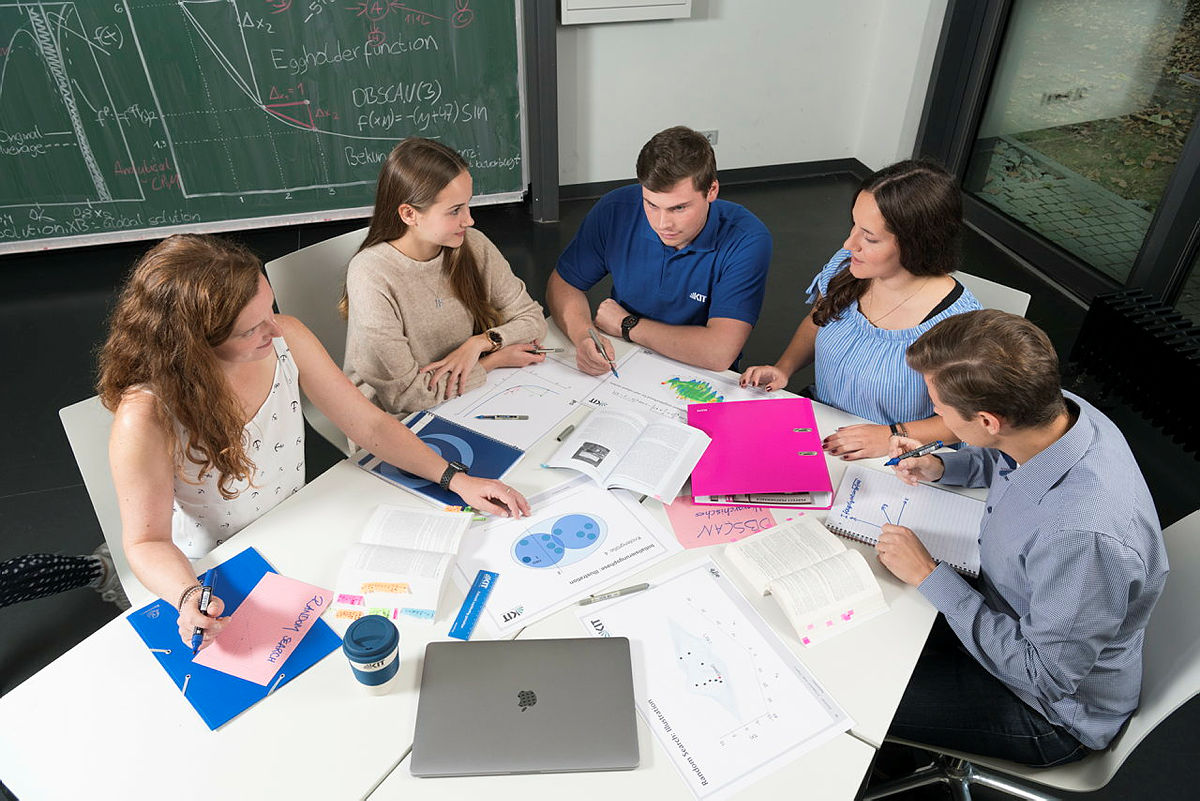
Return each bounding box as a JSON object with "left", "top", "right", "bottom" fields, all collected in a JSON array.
[{"left": 100, "top": 233, "right": 529, "bottom": 648}]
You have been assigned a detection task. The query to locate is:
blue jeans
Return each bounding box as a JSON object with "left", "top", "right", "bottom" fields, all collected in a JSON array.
[{"left": 888, "top": 617, "right": 1092, "bottom": 768}]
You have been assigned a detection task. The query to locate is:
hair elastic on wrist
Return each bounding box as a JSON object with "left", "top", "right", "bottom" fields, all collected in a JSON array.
[{"left": 177, "top": 584, "right": 204, "bottom": 612}]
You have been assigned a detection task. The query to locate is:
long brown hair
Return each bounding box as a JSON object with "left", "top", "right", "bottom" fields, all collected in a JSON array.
[
  {"left": 98, "top": 234, "right": 262, "bottom": 499},
  {"left": 812, "top": 159, "right": 962, "bottom": 326},
  {"left": 339, "top": 137, "right": 500, "bottom": 332}
]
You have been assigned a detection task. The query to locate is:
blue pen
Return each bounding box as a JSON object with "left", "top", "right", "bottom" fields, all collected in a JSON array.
[
  {"left": 190, "top": 568, "right": 216, "bottom": 655},
  {"left": 884, "top": 440, "right": 944, "bottom": 467}
]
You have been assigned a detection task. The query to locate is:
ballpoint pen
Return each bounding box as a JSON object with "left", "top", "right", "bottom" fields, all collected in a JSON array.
[
  {"left": 884, "top": 440, "right": 944, "bottom": 467},
  {"left": 191, "top": 568, "right": 216, "bottom": 655},
  {"left": 531, "top": 347, "right": 563, "bottom": 354},
  {"left": 577, "top": 582, "right": 650, "bottom": 606},
  {"left": 587, "top": 327, "right": 620, "bottom": 378},
  {"left": 474, "top": 414, "right": 529, "bottom": 420}
]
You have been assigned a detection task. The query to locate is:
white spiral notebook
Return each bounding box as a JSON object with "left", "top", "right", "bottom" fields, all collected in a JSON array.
[{"left": 826, "top": 464, "right": 983, "bottom": 577}]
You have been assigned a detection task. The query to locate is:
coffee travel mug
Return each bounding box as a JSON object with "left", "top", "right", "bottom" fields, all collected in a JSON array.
[{"left": 342, "top": 615, "right": 400, "bottom": 690}]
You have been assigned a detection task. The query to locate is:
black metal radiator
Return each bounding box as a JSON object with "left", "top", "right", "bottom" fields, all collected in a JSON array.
[{"left": 1068, "top": 289, "right": 1199, "bottom": 459}]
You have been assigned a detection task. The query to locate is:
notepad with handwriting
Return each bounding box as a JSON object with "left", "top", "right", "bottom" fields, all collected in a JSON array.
[{"left": 826, "top": 464, "right": 983, "bottom": 577}]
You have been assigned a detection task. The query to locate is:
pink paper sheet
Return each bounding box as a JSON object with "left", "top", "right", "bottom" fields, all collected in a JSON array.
[
  {"left": 663, "top": 495, "right": 805, "bottom": 548},
  {"left": 193, "top": 571, "right": 332, "bottom": 686}
]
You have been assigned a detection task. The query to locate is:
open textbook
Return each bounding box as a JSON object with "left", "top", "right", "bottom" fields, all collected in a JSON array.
[
  {"left": 725, "top": 517, "right": 888, "bottom": 645},
  {"left": 543, "top": 407, "right": 710, "bottom": 503},
  {"left": 332, "top": 506, "right": 472, "bottom": 623}
]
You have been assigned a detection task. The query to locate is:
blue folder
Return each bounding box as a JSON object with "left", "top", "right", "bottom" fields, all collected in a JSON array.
[
  {"left": 126, "top": 547, "right": 342, "bottom": 730},
  {"left": 357, "top": 411, "right": 524, "bottom": 507}
]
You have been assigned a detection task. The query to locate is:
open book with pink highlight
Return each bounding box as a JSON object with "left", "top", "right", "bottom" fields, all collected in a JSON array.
[{"left": 725, "top": 517, "right": 887, "bottom": 646}]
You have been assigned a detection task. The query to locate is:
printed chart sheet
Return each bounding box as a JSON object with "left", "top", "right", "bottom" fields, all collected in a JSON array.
[
  {"left": 576, "top": 560, "right": 852, "bottom": 800},
  {"left": 584, "top": 349, "right": 767, "bottom": 423},
  {"left": 453, "top": 483, "right": 679, "bottom": 637}
]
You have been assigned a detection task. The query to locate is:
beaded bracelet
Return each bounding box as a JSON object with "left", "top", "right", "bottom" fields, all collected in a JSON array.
[{"left": 177, "top": 584, "right": 204, "bottom": 612}]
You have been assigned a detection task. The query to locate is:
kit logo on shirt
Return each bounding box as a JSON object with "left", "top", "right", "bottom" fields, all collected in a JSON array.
[{"left": 688, "top": 291, "right": 708, "bottom": 303}]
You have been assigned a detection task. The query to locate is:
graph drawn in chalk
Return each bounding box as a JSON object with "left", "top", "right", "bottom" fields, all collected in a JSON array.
[{"left": 0, "top": 2, "right": 144, "bottom": 209}]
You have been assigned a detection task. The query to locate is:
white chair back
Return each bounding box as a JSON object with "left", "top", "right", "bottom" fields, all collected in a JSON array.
[
  {"left": 962, "top": 508, "right": 1200, "bottom": 793},
  {"left": 953, "top": 270, "right": 1032, "bottom": 317},
  {"left": 59, "top": 396, "right": 155, "bottom": 608},
  {"left": 264, "top": 227, "right": 368, "bottom": 456},
  {"left": 1080, "top": 509, "right": 1200, "bottom": 783}
]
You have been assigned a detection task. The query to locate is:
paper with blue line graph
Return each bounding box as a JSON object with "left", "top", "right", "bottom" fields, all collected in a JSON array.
[{"left": 826, "top": 464, "right": 983, "bottom": 577}]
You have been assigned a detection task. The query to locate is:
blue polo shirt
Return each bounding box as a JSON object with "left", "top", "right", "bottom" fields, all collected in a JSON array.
[{"left": 555, "top": 184, "right": 772, "bottom": 326}]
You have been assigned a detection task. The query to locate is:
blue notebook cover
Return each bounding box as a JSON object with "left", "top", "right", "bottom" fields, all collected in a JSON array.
[
  {"left": 126, "top": 547, "right": 342, "bottom": 730},
  {"left": 356, "top": 411, "right": 524, "bottom": 507}
]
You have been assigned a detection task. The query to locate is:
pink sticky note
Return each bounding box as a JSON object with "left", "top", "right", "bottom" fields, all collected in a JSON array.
[
  {"left": 194, "top": 572, "right": 331, "bottom": 686},
  {"left": 663, "top": 495, "right": 777, "bottom": 549}
]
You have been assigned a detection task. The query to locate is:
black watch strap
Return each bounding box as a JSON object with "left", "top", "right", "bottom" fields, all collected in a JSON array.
[
  {"left": 439, "top": 461, "right": 468, "bottom": 491},
  {"left": 621, "top": 314, "right": 641, "bottom": 342}
]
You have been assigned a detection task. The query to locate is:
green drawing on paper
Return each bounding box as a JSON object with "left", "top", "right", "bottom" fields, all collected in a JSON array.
[{"left": 662, "top": 378, "right": 725, "bottom": 403}]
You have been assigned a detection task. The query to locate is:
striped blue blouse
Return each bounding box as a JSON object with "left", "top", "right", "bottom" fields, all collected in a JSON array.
[{"left": 807, "top": 250, "right": 981, "bottom": 424}]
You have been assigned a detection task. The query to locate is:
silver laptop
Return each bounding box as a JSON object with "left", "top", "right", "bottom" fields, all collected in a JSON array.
[{"left": 410, "top": 637, "right": 640, "bottom": 777}]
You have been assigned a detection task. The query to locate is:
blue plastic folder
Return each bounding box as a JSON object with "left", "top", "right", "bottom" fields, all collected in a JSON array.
[
  {"left": 126, "top": 547, "right": 341, "bottom": 730},
  {"left": 356, "top": 411, "right": 524, "bottom": 507}
]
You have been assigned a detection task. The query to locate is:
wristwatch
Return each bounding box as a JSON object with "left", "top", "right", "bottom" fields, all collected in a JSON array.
[
  {"left": 439, "top": 461, "right": 469, "bottom": 491},
  {"left": 620, "top": 314, "right": 641, "bottom": 342},
  {"left": 485, "top": 329, "right": 503, "bottom": 352}
]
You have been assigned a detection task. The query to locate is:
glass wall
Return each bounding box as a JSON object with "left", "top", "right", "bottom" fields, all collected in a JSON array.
[{"left": 962, "top": 0, "right": 1200, "bottom": 285}]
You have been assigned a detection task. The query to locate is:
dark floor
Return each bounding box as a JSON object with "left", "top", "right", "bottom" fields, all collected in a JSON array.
[{"left": 1, "top": 174, "right": 1197, "bottom": 800}]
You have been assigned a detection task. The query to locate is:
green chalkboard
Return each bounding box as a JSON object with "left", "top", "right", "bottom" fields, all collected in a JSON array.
[{"left": 0, "top": 1, "right": 524, "bottom": 253}]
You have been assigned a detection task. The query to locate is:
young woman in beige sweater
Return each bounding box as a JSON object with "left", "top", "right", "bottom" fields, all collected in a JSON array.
[{"left": 341, "top": 138, "right": 548, "bottom": 415}]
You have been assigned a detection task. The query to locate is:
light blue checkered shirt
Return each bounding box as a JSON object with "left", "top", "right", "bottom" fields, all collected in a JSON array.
[{"left": 919, "top": 391, "right": 1168, "bottom": 749}]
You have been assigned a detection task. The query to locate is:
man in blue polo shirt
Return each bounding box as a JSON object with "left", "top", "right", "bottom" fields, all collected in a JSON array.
[{"left": 547, "top": 126, "right": 772, "bottom": 374}]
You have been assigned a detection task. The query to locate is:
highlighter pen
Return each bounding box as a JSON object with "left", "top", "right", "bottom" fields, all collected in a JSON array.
[
  {"left": 884, "top": 440, "right": 944, "bottom": 467},
  {"left": 577, "top": 582, "right": 650, "bottom": 606},
  {"left": 587, "top": 327, "right": 620, "bottom": 379},
  {"left": 190, "top": 568, "right": 216, "bottom": 655},
  {"left": 474, "top": 414, "right": 529, "bottom": 420}
]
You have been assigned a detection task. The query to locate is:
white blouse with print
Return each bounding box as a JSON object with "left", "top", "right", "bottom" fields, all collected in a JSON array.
[{"left": 171, "top": 338, "right": 306, "bottom": 558}]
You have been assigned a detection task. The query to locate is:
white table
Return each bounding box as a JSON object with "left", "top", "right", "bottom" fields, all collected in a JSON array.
[
  {"left": 0, "top": 356, "right": 966, "bottom": 800},
  {"left": 0, "top": 462, "right": 465, "bottom": 801},
  {"left": 370, "top": 731, "right": 877, "bottom": 801}
]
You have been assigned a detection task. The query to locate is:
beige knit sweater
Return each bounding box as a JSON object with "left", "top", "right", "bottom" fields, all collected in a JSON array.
[{"left": 343, "top": 228, "right": 547, "bottom": 415}]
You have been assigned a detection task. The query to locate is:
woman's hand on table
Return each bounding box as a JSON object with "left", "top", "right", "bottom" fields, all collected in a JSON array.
[
  {"left": 419, "top": 336, "right": 490, "bottom": 400},
  {"left": 739, "top": 364, "right": 789, "bottom": 391},
  {"left": 450, "top": 474, "right": 531, "bottom": 519},
  {"left": 480, "top": 342, "right": 547, "bottom": 371},
  {"left": 822, "top": 423, "right": 893, "bottom": 460}
]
